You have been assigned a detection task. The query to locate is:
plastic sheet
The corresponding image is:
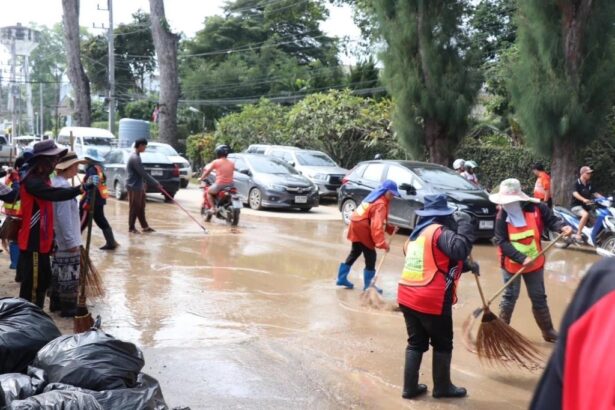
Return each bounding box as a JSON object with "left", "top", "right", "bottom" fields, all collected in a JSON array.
[
  {"left": 33, "top": 330, "right": 144, "bottom": 391},
  {"left": 0, "top": 367, "right": 46, "bottom": 407},
  {"left": 45, "top": 373, "right": 169, "bottom": 410},
  {"left": 0, "top": 298, "right": 61, "bottom": 373},
  {"left": 7, "top": 390, "right": 103, "bottom": 409}
]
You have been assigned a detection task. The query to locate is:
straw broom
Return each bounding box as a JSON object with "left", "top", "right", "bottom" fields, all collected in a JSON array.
[
  {"left": 360, "top": 230, "right": 396, "bottom": 309},
  {"left": 462, "top": 233, "right": 564, "bottom": 369}
]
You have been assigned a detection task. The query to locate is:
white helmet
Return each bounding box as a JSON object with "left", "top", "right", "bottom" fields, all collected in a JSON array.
[
  {"left": 453, "top": 158, "right": 465, "bottom": 170},
  {"left": 465, "top": 160, "right": 478, "bottom": 169}
]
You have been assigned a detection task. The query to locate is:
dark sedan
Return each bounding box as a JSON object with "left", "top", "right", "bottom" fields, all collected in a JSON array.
[
  {"left": 228, "top": 153, "right": 319, "bottom": 211},
  {"left": 104, "top": 148, "right": 181, "bottom": 201},
  {"left": 338, "top": 160, "right": 497, "bottom": 238}
]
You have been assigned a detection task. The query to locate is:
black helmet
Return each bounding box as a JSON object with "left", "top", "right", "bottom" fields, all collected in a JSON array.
[{"left": 215, "top": 144, "right": 230, "bottom": 158}]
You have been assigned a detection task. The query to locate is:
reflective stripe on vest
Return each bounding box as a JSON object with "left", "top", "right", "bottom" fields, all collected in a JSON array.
[
  {"left": 502, "top": 211, "right": 544, "bottom": 273},
  {"left": 95, "top": 165, "right": 109, "bottom": 199},
  {"left": 399, "top": 224, "right": 443, "bottom": 287},
  {"left": 3, "top": 177, "right": 21, "bottom": 215}
]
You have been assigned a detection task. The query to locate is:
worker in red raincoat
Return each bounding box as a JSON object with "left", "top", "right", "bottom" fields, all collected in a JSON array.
[{"left": 336, "top": 179, "right": 400, "bottom": 291}]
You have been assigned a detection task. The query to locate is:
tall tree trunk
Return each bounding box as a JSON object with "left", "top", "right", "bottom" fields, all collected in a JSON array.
[
  {"left": 425, "top": 119, "right": 449, "bottom": 165},
  {"left": 61, "top": 0, "right": 91, "bottom": 126},
  {"left": 551, "top": 138, "right": 578, "bottom": 206},
  {"left": 149, "top": 0, "right": 179, "bottom": 147}
]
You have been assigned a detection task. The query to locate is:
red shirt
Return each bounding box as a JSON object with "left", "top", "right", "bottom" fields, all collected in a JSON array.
[{"left": 206, "top": 158, "right": 235, "bottom": 185}]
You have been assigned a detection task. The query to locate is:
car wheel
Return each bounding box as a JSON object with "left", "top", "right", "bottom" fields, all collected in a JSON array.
[
  {"left": 114, "top": 181, "right": 126, "bottom": 200},
  {"left": 249, "top": 188, "right": 263, "bottom": 210},
  {"left": 180, "top": 179, "right": 189, "bottom": 189},
  {"left": 341, "top": 199, "right": 356, "bottom": 225}
]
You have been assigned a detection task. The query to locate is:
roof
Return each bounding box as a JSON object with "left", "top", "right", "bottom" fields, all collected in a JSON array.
[{"left": 358, "top": 159, "right": 448, "bottom": 169}]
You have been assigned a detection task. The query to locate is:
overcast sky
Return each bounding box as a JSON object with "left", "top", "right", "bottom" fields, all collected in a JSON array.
[{"left": 0, "top": 0, "right": 361, "bottom": 63}]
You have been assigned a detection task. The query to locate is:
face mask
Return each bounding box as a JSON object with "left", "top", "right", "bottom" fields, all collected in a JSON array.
[{"left": 502, "top": 202, "right": 526, "bottom": 228}]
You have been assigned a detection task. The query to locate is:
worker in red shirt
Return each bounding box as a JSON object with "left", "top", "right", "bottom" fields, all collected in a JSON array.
[
  {"left": 200, "top": 144, "right": 235, "bottom": 214},
  {"left": 336, "top": 180, "right": 400, "bottom": 291}
]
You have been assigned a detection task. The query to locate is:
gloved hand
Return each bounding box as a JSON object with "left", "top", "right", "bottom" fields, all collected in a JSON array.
[
  {"left": 467, "top": 260, "right": 480, "bottom": 276},
  {"left": 453, "top": 210, "right": 472, "bottom": 225}
]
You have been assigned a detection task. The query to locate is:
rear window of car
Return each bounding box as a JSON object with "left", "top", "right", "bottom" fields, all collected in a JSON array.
[
  {"left": 363, "top": 163, "right": 385, "bottom": 182},
  {"left": 411, "top": 166, "right": 478, "bottom": 190}
]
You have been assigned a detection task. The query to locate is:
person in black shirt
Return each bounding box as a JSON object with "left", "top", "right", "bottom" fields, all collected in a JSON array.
[{"left": 571, "top": 166, "right": 604, "bottom": 242}]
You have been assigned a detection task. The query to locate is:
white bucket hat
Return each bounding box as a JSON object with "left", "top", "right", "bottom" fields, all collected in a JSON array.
[{"left": 489, "top": 178, "right": 538, "bottom": 205}]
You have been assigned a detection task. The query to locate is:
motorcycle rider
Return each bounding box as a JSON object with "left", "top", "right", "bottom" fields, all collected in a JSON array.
[
  {"left": 461, "top": 161, "right": 479, "bottom": 186},
  {"left": 452, "top": 159, "right": 465, "bottom": 175},
  {"left": 571, "top": 166, "right": 604, "bottom": 243},
  {"left": 200, "top": 144, "right": 235, "bottom": 214}
]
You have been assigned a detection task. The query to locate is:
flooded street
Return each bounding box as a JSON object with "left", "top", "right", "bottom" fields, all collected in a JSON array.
[{"left": 1, "top": 186, "right": 601, "bottom": 409}]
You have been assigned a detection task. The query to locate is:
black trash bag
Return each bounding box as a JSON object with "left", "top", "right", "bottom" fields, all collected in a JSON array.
[
  {"left": 45, "top": 373, "right": 169, "bottom": 410},
  {"left": 0, "top": 298, "right": 61, "bottom": 373},
  {"left": 8, "top": 390, "right": 103, "bottom": 410},
  {"left": 33, "top": 330, "right": 144, "bottom": 391},
  {"left": 0, "top": 367, "right": 47, "bottom": 407}
]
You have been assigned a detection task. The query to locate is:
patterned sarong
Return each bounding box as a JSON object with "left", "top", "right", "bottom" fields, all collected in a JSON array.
[{"left": 51, "top": 248, "right": 80, "bottom": 311}]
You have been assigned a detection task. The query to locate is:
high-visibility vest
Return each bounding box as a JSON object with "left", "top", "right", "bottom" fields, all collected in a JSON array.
[
  {"left": 500, "top": 210, "right": 545, "bottom": 274},
  {"left": 3, "top": 174, "right": 20, "bottom": 216},
  {"left": 94, "top": 165, "right": 109, "bottom": 199},
  {"left": 18, "top": 181, "right": 54, "bottom": 253},
  {"left": 398, "top": 224, "right": 463, "bottom": 315}
]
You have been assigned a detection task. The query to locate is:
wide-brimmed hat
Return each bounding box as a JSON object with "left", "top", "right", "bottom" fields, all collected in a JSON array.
[
  {"left": 55, "top": 151, "right": 87, "bottom": 171},
  {"left": 489, "top": 178, "right": 537, "bottom": 205},
  {"left": 84, "top": 148, "right": 106, "bottom": 163},
  {"left": 30, "top": 139, "right": 67, "bottom": 159},
  {"left": 416, "top": 194, "right": 456, "bottom": 216}
]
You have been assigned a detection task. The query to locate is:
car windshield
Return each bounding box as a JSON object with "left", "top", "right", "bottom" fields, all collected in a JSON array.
[
  {"left": 248, "top": 156, "right": 297, "bottom": 174},
  {"left": 84, "top": 137, "right": 114, "bottom": 146},
  {"left": 146, "top": 144, "right": 178, "bottom": 156},
  {"left": 296, "top": 152, "right": 336, "bottom": 166},
  {"left": 411, "top": 166, "right": 478, "bottom": 190}
]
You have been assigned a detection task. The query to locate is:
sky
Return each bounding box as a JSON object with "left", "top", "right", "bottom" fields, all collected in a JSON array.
[{"left": 0, "top": 0, "right": 362, "bottom": 63}]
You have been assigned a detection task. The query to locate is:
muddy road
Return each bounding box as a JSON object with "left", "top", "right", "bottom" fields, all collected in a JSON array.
[{"left": 0, "top": 186, "right": 600, "bottom": 409}]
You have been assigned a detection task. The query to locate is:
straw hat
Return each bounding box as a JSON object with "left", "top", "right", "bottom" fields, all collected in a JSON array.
[
  {"left": 55, "top": 151, "right": 87, "bottom": 171},
  {"left": 489, "top": 178, "right": 538, "bottom": 205}
]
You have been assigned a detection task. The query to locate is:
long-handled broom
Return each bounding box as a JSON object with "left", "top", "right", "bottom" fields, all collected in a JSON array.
[
  {"left": 158, "top": 186, "right": 209, "bottom": 234},
  {"left": 360, "top": 231, "right": 396, "bottom": 309},
  {"left": 462, "top": 233, "right": 565, "bottom": 369}
]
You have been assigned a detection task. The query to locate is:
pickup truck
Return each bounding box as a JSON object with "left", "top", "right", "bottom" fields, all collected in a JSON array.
[{"left": 0, "top": 136, "right": 17, "bottom": 165}]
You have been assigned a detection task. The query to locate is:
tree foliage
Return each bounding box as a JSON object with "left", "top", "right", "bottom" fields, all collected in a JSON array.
[
  {"left": 373, "top": 0, "right": 481, "bottom": 164},
  {"left": 470, "top": 0, "right": 517, "bottom": 64}
]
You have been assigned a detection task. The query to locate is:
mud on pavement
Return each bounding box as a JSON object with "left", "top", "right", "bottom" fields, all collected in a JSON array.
[{"left": 0, "top": 188, "right": 600, "bottom": 409}]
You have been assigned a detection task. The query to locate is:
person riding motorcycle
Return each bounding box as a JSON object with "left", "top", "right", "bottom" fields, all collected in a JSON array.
[
  {"left": 461, "top": 161, "right": 479, "bottom": 186},
  {"left": 571, "top": 166, "right": 604, "bottom": 243},
  {"left": 452, "top": 159, "right": 465, "bottom": 175},
  {"left": 200, "top": 144, "right": 235, "bottom": 214}
]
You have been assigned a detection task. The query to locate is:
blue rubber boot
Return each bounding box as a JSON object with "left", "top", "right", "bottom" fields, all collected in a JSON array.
[
  {"left": 363, "top": 269, "right": 383, "bottom": 294},
  {"left": 9, "top": 241, "right": 19, "bottom": 270},
  {"left": 336, "top": 263, "right": 354, "bottom": 289}
]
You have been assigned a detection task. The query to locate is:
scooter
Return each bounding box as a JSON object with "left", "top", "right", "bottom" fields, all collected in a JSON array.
[
  {"left": 200, "top": 179, "right": 242, "bottom": 226},
  {"left": 551, "top": 197, "right": 615, "bottom": 257}
]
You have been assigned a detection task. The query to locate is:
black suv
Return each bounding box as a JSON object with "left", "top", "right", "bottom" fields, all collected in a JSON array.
[{"left": 338, "top": 160, "right": 497, "bottom": 238}]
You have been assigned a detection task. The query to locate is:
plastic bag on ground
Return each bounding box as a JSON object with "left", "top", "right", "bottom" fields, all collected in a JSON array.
[
  {"left": 8, "top": 390, "right": 103, "bottom": 410},
  {"left": 32, "top": 329, "right": 144, "bottom": 391},
  {"left": 0, "top": 298, "right": 61, "bottom": 373},
  {"left": 44, "top": 373, "right": 169, "bottom": 410},
  {"left": 0, "top": 367, "right": 46, "bottom": 407}
]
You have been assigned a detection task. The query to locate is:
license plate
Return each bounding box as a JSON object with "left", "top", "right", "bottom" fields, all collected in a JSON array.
[
  {"left": 479, "top": 220, "right": 494, "bottom": 230},
  {"left": 232, "top": 199, "right": 243, "bottom": 209},
  {"left": 295, "top": 196, "right": 308, "bottom": 204},
  {"left": 151, "top": 169, "right": 163, "bottom": 176}
]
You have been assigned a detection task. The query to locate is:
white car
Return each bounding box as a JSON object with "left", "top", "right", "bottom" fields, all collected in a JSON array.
[{"left": 146, "top": 142, "right": 193, "bottom": 188}]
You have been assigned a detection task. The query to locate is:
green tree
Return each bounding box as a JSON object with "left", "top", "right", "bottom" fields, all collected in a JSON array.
[
  {"left": 372, "top": 0, "right": 481, "bottom": 164},
  {"left": 470, "top": 0, "right": 517, "bottom": 64},
  {"left": 510, "top": 0, "right": 615, "bottom": 204}
]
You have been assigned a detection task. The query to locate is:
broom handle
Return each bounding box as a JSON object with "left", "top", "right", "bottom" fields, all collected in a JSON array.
[
  {"left": 78, "top": 185, "right": 96, "bottom": 304},
  {"left": 486, "top": 232, "right": 564, "bottom": 306},
  {"left": 369, "top": 228, "right": 397, "bottom": 288},
  {"left": 468, "top": 255, "right": 488, "bottom": 309}
]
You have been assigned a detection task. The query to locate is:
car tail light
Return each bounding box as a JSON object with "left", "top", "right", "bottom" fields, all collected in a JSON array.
[
  {"left": 172, "top": 164, "right": 180, "bottom": 177},
  {"left": 230, "top": 187, "right": 238, "bottom": 194}
]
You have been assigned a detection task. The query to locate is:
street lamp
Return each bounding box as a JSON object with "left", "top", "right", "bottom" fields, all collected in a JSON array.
[{"left": 188, "top": 106, "right": 206, "bottom": 132}]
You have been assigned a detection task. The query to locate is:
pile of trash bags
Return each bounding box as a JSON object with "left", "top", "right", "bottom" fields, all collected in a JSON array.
[{"left": 0, "top": 298, "right": 180, "bottom": 410}]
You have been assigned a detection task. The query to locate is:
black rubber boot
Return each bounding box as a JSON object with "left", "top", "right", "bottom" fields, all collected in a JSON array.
[
  {"left": 99, "top": 228, "right": 119, "bottom": 250},
  {"left": 498, "top": 305, "right": 514, "bottom": 325},
  {"left": 532, "top": 307, "right": 558, "bottom": 342},
  {"left": 402, "top": 349, "right": 427, "bottom": 399},
  {"left": 432, "top": 351, "right": 467, "bottom": 398}
]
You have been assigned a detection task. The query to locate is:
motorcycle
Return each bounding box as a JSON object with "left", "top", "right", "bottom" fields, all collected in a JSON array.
[
  {"left": 200, "top": 179, "right": 242, "bottom": 226},
  {"left": 550, "top": 197, "right": 615, "bottom": 257}
]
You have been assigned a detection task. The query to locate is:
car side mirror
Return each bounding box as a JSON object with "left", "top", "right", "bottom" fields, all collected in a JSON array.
[
  {"left": 239, "top": 168, "right": 251, "bottom": 176},
  {"left": 399, "top": 183, "right": 416, "bottom": 196}
]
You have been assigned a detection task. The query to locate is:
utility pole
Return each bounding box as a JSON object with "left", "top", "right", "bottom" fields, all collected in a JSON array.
[
  {"left": 39, "top": 82, "right": 43, "bottom": 137},
  {"left": 96, "top": 1, "right": 115, "bottom": 134}
]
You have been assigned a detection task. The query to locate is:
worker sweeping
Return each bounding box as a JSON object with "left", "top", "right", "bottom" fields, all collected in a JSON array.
[
  {"left": 490, "top": 178, "right": 572, "bottom": 342},
  {"left": 397, "top": 194, "right": 479, "bottom": 399},
  {"left": 336, "top": 179, "right": 399, "bottom": 291}
]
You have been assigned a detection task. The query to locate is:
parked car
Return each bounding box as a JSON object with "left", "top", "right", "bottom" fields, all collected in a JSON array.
[
  {"left": 104, "top": 148, "right": 180, "bottom": 201},
  {"left": 0, "top": 135, "right": 17, "bottom": 165},
  {"left": 338, "top": 160, "right": 497, "bottom": 238},
  {"left": 145, "top": 142, "right": 193, "bottom": 188},
  {"left": 228, "top": 153, "right": 319, "bottom": 211},
  {"left": 245, "top": 144, "right": 348, "bottom": 199},
  {"left": 57, "top": 127, "right": 116, "bottom": 160}
]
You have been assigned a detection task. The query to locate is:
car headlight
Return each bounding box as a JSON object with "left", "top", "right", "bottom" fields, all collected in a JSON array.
[
  {"left": 265, "top": 184, "right": 286, "bottom": 192},
  {"left": 447, "top": 201, "right": 468, "bottom": 211}
]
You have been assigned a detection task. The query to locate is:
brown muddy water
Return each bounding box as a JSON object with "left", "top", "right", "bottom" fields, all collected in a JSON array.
[{"left": 0, "top": 188, "right": 601, "bottom": 409}]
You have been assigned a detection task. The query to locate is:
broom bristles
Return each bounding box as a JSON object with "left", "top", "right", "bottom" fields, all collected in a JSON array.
[
  {"left": 475, "top": 308, "right": 543, "bottom": 370},
  {"left": 80, "top": 249, "right": 105, "bottom": 298}
]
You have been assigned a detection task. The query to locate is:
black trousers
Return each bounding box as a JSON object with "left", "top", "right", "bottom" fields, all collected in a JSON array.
[
  {"left": 17, "top": 250, "right": 51, "bottom": 308},
  {"left": 81, "top": 199, "right": 111, "bottom": 232},
  {"left": 400, "top": 304, "right": 453, "bottom": 353},
  {"left": 345, "top": 242, "right": 377, "bottom": 271}
]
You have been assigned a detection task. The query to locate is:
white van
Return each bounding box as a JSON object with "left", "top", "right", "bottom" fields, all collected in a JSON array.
[{"left": 57, "top": 127, "right": 117, "bottom": 160}]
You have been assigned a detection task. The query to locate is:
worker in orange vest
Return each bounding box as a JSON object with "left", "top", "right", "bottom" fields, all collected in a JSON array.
[
  {"left": 490, "top": 178, "right": 572, "bottom": 342},
  {"left": 397, "top": 194, "right": 479, "bottom": 400},
  {"left": 336, "top": 180, "right": 400, "bottom": 291},
  {"left": 80, "top": 149, "right": 118, "bottom": 250},
  {"left": 532, "top": 163, "right": 552, "bottom": 208}
]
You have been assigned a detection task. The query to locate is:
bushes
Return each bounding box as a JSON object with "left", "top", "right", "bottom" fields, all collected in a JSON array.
[{"left": 186, "top": 133, "right": 216, "bottom": 170}]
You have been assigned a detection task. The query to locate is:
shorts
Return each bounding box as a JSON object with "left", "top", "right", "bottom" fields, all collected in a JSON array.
[
  {"left": 209, "top": 183, "right": 233, "bottom": 195},
  {"left": 571, "top": 206, "right": 588, "bottom": 217}
]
